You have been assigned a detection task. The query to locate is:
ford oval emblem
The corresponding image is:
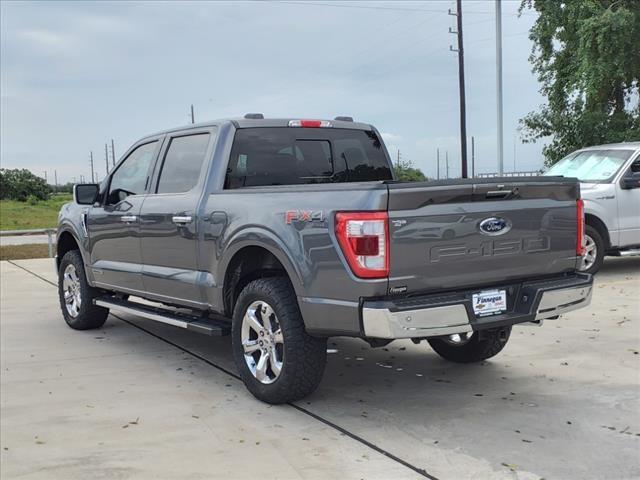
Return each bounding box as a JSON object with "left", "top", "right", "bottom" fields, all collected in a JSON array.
[{"left": 479, "top": 217, "right": 511, "bottom": 236}]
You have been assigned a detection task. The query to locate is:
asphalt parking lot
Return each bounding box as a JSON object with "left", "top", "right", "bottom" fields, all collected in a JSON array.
[{"left": 1, "top": 258, "right": 638, "bottom": 480}]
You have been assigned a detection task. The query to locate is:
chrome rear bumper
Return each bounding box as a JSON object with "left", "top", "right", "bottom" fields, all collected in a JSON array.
[{"left": 361, "top": 273, "right": 593, "bottom": 339}]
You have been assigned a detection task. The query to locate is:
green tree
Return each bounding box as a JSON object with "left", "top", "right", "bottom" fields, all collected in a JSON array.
[
  {"left": 393, "top": 157, "right": 427, "bottom": 182},
  {"left": 0, "top": 168, "right": 51, "bottom": 201},
  {"left": 520, "top": 0, "right": 640, "bottom": 165}
]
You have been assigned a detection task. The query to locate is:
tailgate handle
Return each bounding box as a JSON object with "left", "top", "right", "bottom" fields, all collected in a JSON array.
[{"left": 486, "top": 190, "right": 514, "bottom": 199}]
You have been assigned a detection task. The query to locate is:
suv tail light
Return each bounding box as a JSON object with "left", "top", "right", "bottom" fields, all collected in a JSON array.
[
  {"left": 335, "top": 212, "right": 389, "bottom": 279},
  {"left": 576, "top": 199, "right": 585, "bottom": 256}
]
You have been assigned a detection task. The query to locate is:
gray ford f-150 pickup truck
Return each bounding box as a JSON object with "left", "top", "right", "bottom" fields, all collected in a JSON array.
[{"left": 57, "top": 115, "right": 593, "bottom": 403}]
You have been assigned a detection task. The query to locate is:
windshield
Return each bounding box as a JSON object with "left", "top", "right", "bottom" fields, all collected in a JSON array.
[{"left": 544, "top": 149, "right": 633, "bottom": 183}]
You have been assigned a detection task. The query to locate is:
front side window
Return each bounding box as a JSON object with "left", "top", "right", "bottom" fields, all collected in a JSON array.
[
  {"left": 107, "top": 141, "right": 157, "bottom": 204},
  {"left": 156, "top": 133, "right": 211, "bottom": 194},
  {"left": 544, "top": 149, "right": 634, "bottom": 183},
  {"left": 225, "top": 128, "right": 392, "bottom": 189}
]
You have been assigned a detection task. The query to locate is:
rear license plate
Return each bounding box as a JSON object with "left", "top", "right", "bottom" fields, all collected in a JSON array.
[{"left": 472, "top": 289, "right": 507, "bottom": 316}]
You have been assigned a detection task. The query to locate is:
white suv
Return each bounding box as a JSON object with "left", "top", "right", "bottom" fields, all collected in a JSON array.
[{"left": 545, "top": 142, "right": 640, "bottom": 274}]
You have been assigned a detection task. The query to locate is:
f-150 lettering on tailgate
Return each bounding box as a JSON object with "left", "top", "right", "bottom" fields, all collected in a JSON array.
[{"left": 429, "top": 236, "right": 550, "bottom": 263}]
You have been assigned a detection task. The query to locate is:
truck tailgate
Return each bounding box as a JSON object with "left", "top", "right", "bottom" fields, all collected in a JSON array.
[{"left": 386, "top": 178, "right": 580, "bottom": 293}]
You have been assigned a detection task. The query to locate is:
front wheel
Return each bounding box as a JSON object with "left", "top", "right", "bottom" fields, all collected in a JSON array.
[
  {"left": 427, "top": 327, "right": 511, "bottom": 363},
  {"left": 580, "top": 225, "right": 605, "bottom": 275},
  {"left": 58, "top": 250, "right": 109, "bottom": 330},
  {"left": 231, "top": 277, "right": 327, "bottom": 404}
]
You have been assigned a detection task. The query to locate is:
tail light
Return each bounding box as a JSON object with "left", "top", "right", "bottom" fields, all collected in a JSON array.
[
  {"left": 335, "top": 212, "right": 389, "bottom": 279},
  {"left": 576, "top": 199, "right": 585, "bottom": 256}
]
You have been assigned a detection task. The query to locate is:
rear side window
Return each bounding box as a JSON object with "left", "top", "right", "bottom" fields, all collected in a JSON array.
[
  {"left": 156, "top": 133, "right": 210, "bottom": 194},
  {"left": 225, "top": 128, "right": 392, "bottom": 189}
]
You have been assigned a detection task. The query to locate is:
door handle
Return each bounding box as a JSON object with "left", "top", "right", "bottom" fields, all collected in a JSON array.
[
  {"left": 172, "top": 215, "right": 193, "bottom": 224},
  {"left": 121, "top": 215, "right": 137, "bottom": 223}
]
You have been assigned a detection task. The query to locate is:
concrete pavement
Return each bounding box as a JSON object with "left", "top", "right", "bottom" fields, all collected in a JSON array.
[{"left": 1, "top": 257, "right": 639, "bottom": 479}]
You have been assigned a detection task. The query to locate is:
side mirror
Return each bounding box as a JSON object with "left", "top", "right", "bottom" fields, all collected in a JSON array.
[
  {"left": 74, "top": 184, "right": 100, "bottom": 205},
  {"left": 620, "top": 172, "right": 640, "bottom": 190}
]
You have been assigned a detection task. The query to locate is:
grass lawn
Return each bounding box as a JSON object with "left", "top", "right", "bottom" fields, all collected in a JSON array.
[
  {"left": 0, "top": 193, "right": 72, "bottom": 230},
  {"left": 0, "top": 244, "right": 50, "bottom": 260}
]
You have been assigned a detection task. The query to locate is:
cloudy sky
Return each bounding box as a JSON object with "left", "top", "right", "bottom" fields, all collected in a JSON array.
[{"left": 1, "top": 0, "right": 546, "bottom": 183}]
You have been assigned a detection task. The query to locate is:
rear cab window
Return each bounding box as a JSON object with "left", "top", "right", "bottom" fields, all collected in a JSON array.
[{"left": 224, "top": 128, "right": 392, "bottom": 189}]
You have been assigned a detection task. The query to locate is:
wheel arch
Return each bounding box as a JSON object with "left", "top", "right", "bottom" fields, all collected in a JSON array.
[
  {"left": 220, "top": 241, "right": 302, "bottom": 318},
  {"left": 56, "top": 229, "right": 84, "bottom": 271},
  {"left": 585, "top": 213, "right": 611, "bottom": 250}
]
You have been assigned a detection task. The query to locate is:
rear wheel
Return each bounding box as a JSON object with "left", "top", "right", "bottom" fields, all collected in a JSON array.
[
  {"left": 58, "top": 250, "right": 109, "bottom": 330},
  {"left": 427, "top": 327, "right": 511, "bottom": 363},
  {"left": 580, "top": 225, "right": 604, "bottom": 274},
  {"left": 231, "top": 277, "right": 327, "bottom": 404}
]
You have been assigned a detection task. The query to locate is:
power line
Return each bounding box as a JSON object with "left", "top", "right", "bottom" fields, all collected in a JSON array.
[
  {"left": 354, "top": 17, "right": 494, "bottom": 85},
  {"left": 342, "top": 15, "right": 441, "bottom": 75},
  {"left": 274, "top": 1, "right": 447, "bottom": 14},
  {"left": 273, "top": 1, "right": 535, "bottom": 16}
]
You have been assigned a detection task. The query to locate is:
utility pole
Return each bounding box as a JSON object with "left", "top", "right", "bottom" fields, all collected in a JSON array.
[
  {"left": 446, "top": 151, "right": 450, "bottom": 179},
  {"left": 54, "top": 170, "right": 58, "bottom": 192},
  {"left": 89, "top": 151, "right": 95, "bottom": 184},
  {"left": 105, "top": 143, "right": 110, "bottom": 174},
  {"left": 396, "top": 148, "right": 401, "bottom": 168},
  {"left": 437, "top": 148, "right": 440, "bottom": 180},
  {"left": 44, "top": 170, "right": 47, "bottom": 184},
  {"left": 449, "top": 0, "right": 468, "bottom": 178},
  {"left": 513, "top": 134, "right": 517, "bottom": 172},
  {"left": 496, "top": 0, "right": 504, "bottom": 175},
  {"left": 111, "top": 138, "right": 116, "bottom": 167},
  {"left": 471, "top": 136, "right": 475, "bottom": 178},
  {"left": 190, "top": 104, "right": 195, "bottom": 124}
]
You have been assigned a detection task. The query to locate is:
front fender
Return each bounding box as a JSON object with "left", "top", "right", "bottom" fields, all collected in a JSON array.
[
  {"left": 583, "top": 199, "right": 616, "bottom": 247},
  {"left": 57, "top": 202, "right": 92, "bottom": 280}
]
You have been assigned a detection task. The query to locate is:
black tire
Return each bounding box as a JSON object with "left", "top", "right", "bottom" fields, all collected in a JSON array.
[
  {"left": 232, "top": 277, "right": 327, "bottom": 404},
  {"left": 58, "top": 250, "right": 109, "bottom": 330},
  {"left": 581, "top": 224, "right": 605, "bottom": 275},
  {"left": 427, "top": 327, "right": 511, "bottom": 363}
]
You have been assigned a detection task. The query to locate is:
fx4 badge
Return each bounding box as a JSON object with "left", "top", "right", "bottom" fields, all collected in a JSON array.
[{"left": 285, "top": 210, "right": 324, "bottom": 224}]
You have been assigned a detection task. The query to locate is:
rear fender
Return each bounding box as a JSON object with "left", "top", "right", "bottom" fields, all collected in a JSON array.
[{"left": 217, "top": 227, "right": 305, "bottom": 296}]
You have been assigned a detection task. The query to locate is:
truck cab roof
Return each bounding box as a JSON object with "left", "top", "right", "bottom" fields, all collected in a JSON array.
[{"left": 145, "top": 116, "right": 374, "bottom": 140}]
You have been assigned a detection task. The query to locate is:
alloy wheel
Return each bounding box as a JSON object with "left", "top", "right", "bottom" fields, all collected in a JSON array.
[
  {"left": 62, "top": 264, "right": 82, "bottom": 318},
  {"left": 241, "top": 300, "right": 284, "bottom": 384},
  {"left": 580, "top": 234, "right": 597, "bottom": 271}
]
